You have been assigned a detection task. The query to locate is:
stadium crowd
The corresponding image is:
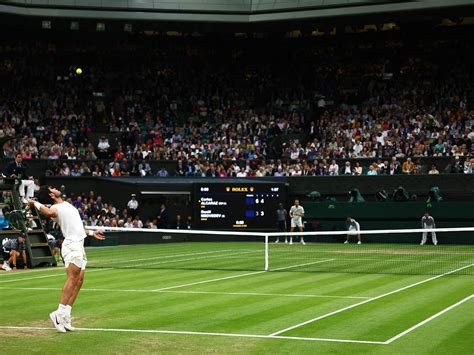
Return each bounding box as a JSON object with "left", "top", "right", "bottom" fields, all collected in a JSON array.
[
  {"left": 0, "top": 29, "right": 473, "bottom": 177},
  {"left": 32, "top": 186, "right": 188, "bottom": 229}
]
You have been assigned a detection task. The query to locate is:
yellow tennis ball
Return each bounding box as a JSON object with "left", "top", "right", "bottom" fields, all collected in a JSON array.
[{"left": 76, "top": 68, "right": 82, "bottom": 75}]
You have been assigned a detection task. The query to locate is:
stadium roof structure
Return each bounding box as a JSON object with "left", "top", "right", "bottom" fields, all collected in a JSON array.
[{"left": 0, "top": 0, "right": 473, "bottom": 23}]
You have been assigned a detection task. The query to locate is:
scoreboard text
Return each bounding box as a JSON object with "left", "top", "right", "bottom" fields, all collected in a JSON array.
[{"left": 195, "top": 183, "right": 286, "bottom": 230}]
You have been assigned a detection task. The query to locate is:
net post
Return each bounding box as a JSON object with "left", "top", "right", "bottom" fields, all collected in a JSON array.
[{"left": 264, "top": 234, "right": 269, "bottom": 271}]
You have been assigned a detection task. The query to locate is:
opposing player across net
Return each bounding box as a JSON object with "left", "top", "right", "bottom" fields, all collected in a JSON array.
[{"left": 87, "top": 226, "right": 474, "bottom": 276}]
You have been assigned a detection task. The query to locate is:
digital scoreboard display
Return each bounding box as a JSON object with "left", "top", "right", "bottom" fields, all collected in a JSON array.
[{"left": 195, "top": 183, "right": 286, "bottom": 230}]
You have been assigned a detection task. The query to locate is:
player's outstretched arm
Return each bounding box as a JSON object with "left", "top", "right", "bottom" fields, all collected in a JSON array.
[
  {"left": 85, "top": 229, "right": 106, "bottom": 240},
  {"left": 27, "top": 200, "right": 58, "bottom": 218}
]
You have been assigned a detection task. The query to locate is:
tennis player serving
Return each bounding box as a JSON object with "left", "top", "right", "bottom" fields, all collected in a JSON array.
[{"left": 28, "top": 186, "right": 105, "bottom": 333}]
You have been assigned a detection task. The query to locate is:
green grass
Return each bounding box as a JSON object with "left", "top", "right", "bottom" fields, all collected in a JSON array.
[{"left": 0, "top": 241, "right": 473, "bottom": 354}]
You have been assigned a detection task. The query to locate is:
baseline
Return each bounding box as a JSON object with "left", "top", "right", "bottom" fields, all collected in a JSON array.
[{"left": 0, "top": 325, "right": 386, "bottom": 345}]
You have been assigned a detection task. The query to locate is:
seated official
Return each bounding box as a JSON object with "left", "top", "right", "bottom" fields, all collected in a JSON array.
[
  {"left": 47, "top": 234, "right": 64, "bottom": 258},
  {"left": 2, "top": 234, "right": 27, "bottom": 271},
  {"left": 3, "top": 153, "right": 35, "bottom": 203}
]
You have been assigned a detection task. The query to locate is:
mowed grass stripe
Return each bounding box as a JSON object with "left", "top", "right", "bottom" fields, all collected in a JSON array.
[
  {"left": 83, "top": 268, "right": 260, "bottom": 291},
  {"left": 93, "top": 249, "right": 262, "bottom": 266},
  {"left": 281, "top": 275, "right": 473, "bottom": 340},
  {"left": 74, "top": 286, "right": 358, "bottom": 334},
  {"left": 212, "top": 272, "right": 419, "bottom": 301},
  {"left": 86, "top": 242, "right": 262, "bottom": 260},
  {"left": 381, "top": 297, "right": 474, "bottom": 353}
]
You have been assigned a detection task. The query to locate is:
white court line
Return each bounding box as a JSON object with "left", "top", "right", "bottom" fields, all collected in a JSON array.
[
  {"left": 0, "top": 267, "right": 63, "bottom": 277},
  {"left": 384, "top": 294, "right": 474, "bottom": 344},
  {"left": 152, "top": 259, "right": 334, "bottom": 292},
  {"left": 269, "top": 263, "right": 473, "bottom": 336},
  {"left": 0, "top": 285, "right": 370, "bottom": 300},
  {"left": 0, "top": 325, "right": 386, "bottom": 345},
  {"left": 0, "top": 268, "right": 111, "bottom": 284}
]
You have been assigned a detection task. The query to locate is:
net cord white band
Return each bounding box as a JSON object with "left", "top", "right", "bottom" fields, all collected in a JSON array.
[{"left": 87, "top": 226, "right": 474, "bottom": 237}]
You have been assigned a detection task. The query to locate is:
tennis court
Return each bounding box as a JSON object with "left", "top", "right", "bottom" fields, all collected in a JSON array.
[{"left": 0, "top": 236, "right": 472, "bottom": 354}]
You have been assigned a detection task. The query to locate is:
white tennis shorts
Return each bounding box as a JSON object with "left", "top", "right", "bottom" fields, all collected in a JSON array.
[
  {"left": 291, "top": 218, "right": 303, "bottom": 228},
  {"left": 61, "top": 240, "right": 87, "bottom": 270}
]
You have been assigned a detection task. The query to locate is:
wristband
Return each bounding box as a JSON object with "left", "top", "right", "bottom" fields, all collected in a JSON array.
[
  {"left": 34, "top": 201, "right": 43, "bottom": 210},
  {"left": 88, "top": 230, "right": 94, "bottom": 237}
]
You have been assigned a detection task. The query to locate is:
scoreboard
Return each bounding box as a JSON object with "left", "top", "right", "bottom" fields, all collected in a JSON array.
[{"left": 195, "top": 183, "right": 286, "bottom": 230}]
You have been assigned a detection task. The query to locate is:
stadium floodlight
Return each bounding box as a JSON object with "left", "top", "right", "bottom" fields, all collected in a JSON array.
[
  {"left": 96, "top": 23, "right": 105, "bottom": 32},
  {"left": 42, "top": 20, "right": 51, "bottom": 30},
  {"left": 70, "top": 21, "right": 79, "bottom": 30}
]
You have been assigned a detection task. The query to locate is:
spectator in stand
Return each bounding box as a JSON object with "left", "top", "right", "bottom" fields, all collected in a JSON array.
[
  {"left": 138, "top": 160, "right": 152, "bottom": 177},
  {"left": 428, "top": 165, "right": 440, "bottom": 174},
  {"left": 342, "top": 161, "right": 352, "bottom": 175},
  {"left": 451, "top": 156, "right": 464, "bottom": 174},
  {"left": 120, "top": 159, "right": 131, "bottom": 176},
  {"left": 72, "top": 196, "right": 83, "bottom": 210},
  {"left": 111, "top": 163, "right": 121, "bottom": 176},
  {"left": 379, "top": 161, "right": 389, "bottom": 175},
  {"left": 367, "top": 164, "right": 378, "bottom": 176},
  {"left": 414, "top": 159, "right": 423, "bottom": 175},
  {"left": 156, "top": 167, "right": 169, "bottom": 177},
  {"left": 353, "top": 162, "right": 362, "bottom": 176},
  {"left": 185, "top": 216, "right": 192, "bottom": 230},
  {"left": 1, "top": 31, "right": 473, "bottom": 178},
  {"left": 464, "top": 158, "right": 473, "bottom": 174},
  {"left": 124, "top": 217, "right": 133, "bottom": 228},
  {"left": 328, "top": 160, "right": 339, "bottom": 176},
  {"left": 157, "top": 203, "right": 169, "bottom": 228},
  {"left": 97, "top": 137, "right": 110, "bottom": 158},
  {"left": 95, "top": 195, "right": 103, "bottom": 211},
  {"left": 390, "top": 158, "right": 402, "bottom": 175},
  {"left": 273, "top": 166, "right": 286, "bottom": 177},
  {"left": 132, "top": 215, "right": 143, "bottom": 228},
  {"left": 402, "top": 158, "right": 415, "bottom": 174},
  {"left": 173, "top": 215, "right": 186, "bottom": 229}
]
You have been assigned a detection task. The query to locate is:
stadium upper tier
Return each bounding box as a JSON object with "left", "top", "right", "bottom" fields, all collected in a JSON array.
[{"left": 0, "top": 28, "right": 473, "bottom": 177}]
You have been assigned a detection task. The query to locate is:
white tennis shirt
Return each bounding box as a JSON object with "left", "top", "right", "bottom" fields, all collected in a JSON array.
[
  {"left": 52, "top": 201, "right": 86, "bottom": 242},
  {"left": 290, "top": 205, "right": 304, "bottom": 222}
]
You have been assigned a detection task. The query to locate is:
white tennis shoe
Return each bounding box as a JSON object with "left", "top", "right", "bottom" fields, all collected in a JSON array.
[
  {"left": 63, "top": 315, "right": 75, "bottom": 331},
  {"left": 50, "top": 311, "right": 67, "bottom": 333},
  {"left": 357, "top": 241, "right": 362, "bottom": 245}
]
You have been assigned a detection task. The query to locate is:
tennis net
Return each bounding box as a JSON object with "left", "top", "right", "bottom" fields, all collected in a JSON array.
[{"left": 85, "top": 226, "right": 474, "bottom": 275}]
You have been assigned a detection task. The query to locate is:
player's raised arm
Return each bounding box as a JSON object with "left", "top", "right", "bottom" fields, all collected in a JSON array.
[{"left": 27, "top": 199, "right": 58, "bottom": 218}]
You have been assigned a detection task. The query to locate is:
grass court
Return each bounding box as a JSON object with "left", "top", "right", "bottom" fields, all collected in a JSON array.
[{"left": 0, "top": 241, "right": 472, "bottom": 354}]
